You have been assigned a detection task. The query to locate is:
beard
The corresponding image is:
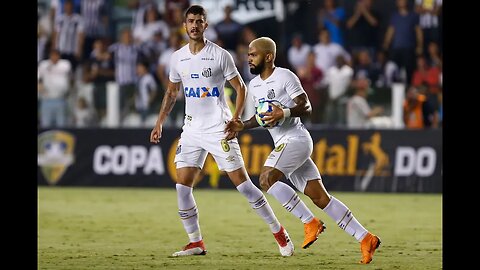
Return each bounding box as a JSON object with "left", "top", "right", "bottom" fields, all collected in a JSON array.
[{"left": 249, "top": 61, "right": 265, "bottom": 75}]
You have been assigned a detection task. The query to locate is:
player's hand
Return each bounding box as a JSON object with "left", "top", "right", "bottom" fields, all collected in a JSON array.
[
  {"left": 224, "top": 119, "right": 244, "bottom": 140},
  {"left": 262, "top": 103, "right": 283, "bottom": 125},
  {"left": 150, "top": 124, "right": 163, "bottom": 144},
  {"left": 225, "top": 130, "right": 238, "bottom": 141}
]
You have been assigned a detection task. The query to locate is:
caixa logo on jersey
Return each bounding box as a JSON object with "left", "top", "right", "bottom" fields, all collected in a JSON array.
[
  {"left": 184, "top": 86, "right": 220, "bottom": 98},
  {"left": 93, "top": 145, "right": 165, "bottom": 175}
]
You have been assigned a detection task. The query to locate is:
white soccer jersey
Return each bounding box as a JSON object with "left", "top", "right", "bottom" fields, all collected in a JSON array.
[
  {"left": 169, "top": 39, "right": 239, "bottom": 133},
  {"left": 248, "top": 67, "right": 311, "bottom": 144}
]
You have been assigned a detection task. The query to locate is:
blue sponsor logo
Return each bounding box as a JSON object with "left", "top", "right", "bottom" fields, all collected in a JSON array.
[
  {"left": 191, "top": 73, "right": 199, "bottom": 79},
  {"left": 184, "top": 86, "right": 220, "bottom": 98}
]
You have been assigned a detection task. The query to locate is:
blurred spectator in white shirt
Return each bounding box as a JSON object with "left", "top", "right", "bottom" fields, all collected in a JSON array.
[
  {"left": 347, "top": 76, "right": 384, "bottom": 128},
  {"left": 287, "top": 33, "right": 311, "bottom": 74},
  {"left": 38, "top": 49, "right": 72, "bottom": 128},
  {"left": 324, "top": 55, "right": 353, "bottom": 126}
]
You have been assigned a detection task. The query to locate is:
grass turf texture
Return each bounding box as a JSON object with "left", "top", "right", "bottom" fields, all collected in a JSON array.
[{"left": 38, "top": 187, "right": 442, "bottom": 269}]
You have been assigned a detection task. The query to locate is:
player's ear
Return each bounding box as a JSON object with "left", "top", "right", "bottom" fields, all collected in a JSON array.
[{"left": 266, "top": 53, "right": 273, "bottom": 63}]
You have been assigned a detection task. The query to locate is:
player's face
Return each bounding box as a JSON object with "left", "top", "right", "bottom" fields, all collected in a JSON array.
[
  {"left": 184, "top": 14, "right": 208, "bottom": 41},
  {"left": 248, "top": 46, "right": 266, "bottom": 75}
]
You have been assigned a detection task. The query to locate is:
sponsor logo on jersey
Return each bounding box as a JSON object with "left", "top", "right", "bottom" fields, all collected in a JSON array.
[
  {"left": 184, "top": 86, "right": 220, "bottom": 98},
  {"left": 266, "top": 80, "right": 276, "bottom": 84},
  {"left": 202, "top": 67, "right": 212, "bottom": 78},
  {"left": 180, "top": 57, "right": 191, "bottom": 62},
  {"left": 201, "top": 57, "right": 214, "bottom": 61},
  {"left": 267, "top": 89, "right": 275, "bottom": 99},
  {"left": 191, "top": 73, "right": 199, "bottom": 78},
  {"left": 37, "top": 130, "right": 76, "bottom": 185}
]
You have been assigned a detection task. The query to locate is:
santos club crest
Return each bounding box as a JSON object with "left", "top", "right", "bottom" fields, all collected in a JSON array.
[{"left": 37, "top": 130, "right": 76, "bottom": 185}]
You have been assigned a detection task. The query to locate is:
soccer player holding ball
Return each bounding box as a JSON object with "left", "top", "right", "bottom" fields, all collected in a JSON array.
[
  {"left": 150, "top": 6, "right": 293, "bottom": 257},
  {"left": 225, "top": 37, "right": 381, "bottom": 264}
]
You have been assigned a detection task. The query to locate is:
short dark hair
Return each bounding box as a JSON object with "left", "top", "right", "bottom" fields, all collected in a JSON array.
[{"left": 184, "top": 5, "right": 207, "bottom": 21}]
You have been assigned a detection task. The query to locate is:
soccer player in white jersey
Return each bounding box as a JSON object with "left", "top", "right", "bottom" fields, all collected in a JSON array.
[
  {"left": 149, "top": 6, "right": 293, "bottom": 257},
  {"left": 225, "top": 37, "right": 381, "bottom": 264}
]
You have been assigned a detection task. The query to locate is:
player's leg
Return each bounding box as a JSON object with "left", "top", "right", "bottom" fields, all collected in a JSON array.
[
  {"left": 226, "top": 167, "right": 294, "bottom": 256},
  {"left": 171, "top": 133, "right": 209, "bottom": 257},
  {"left": 211, "top": 134, "right": 294, "bottom": 256},
  {"left": 293, "top": 159, "right": 381, "bottom": 264},
  {"left": 261, "top": 138, "right": 326, "bottom": 249}
]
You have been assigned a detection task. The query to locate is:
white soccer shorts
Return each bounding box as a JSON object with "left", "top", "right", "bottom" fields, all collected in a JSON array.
[
  {"left": 174, "top": 130, "right": 245, "bottom": 172},
  {"left": 264, "top": 135, "right": 322, "bottom": 192}
]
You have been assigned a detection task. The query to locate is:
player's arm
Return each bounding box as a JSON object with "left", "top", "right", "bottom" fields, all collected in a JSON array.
[
  {"left": 227, "top": 75, "right": 247, "bottom": 120},
  {"left": 150, "top": 80, "right": 180, "bottom": 143},
  {"left": 262, "top": 93, "right": 311, "bottom": 125},
  {"left": 224, "top": 114, "right": 259, "bottom": 139}
]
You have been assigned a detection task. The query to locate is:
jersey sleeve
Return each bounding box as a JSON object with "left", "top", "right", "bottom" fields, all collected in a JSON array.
[
  {"left": 168, "top": 52, "right": 182, "bottom": 83},
  {"left": 221, "top": 49, "right": 239, "bottom": 81},
  {"left": 284, "top": 70, "right": 306, "bottom": 99}
]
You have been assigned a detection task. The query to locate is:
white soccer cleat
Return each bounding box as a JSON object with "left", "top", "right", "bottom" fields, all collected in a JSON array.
[
  {"left": 273, "top": 226, "right": 294, "bottom": 256},
  {"left": 171, "top": 240, "right": 207, "bottom": 257}
]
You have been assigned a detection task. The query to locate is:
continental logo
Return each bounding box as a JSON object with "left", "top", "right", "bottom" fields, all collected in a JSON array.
[
  {"left": 313, "top": 132, "right": 390, "bottom": 176},
  {"left": 184, "top": 86, "right": 220, "bottom": 98},
  {"left": 167, "top": 132, "right": 392, "bottom": 181},
  {"left": 37, "top": 130, "right": 76, "bottom": 185}
]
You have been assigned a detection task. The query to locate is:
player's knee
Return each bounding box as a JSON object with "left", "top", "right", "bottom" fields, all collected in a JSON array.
[
  {"left": 259, "top": 174, "right": 270, "bottom": 191},
  {"left": 259, "top": 171, "right": 276, "bottom": 191}
]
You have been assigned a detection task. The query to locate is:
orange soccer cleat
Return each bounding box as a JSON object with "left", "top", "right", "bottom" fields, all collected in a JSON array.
[
  {"left": 359, "top": 232, "right": 381, "bottom": 264},
  {"left": 302, "top": 217, "right": 326, "bottom": 249},
  {"left": 171, "top": 240, "right": 207, "bottom": 257}
]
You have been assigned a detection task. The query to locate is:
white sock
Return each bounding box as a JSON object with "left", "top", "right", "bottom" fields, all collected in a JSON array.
[
  {"left": 267, "top": 181, "right": 314, "bottom": 224},
  {"left": 176, "top": 184, "right": 202, "bottom": 242},
  {"left": 236, "top": 180, "right": 281, "bottom": 233},
  {"left": 323, "top": 196, "right": 368, "bottom": 242}
]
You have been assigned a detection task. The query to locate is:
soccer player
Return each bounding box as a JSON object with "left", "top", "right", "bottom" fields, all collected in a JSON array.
[
  {"left": 225, "top": 37, "right": 381, "bottom": 264},
  {"left": 149, "top": 6, "right": 294, "bottom": 257}
]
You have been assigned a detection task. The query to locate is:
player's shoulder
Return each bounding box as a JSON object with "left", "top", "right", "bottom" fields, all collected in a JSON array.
[
  {"left": 274, "top": 67, "right": 299, "bottom": 80},
  {"left": 275, "top": 67, "right": 295, "bottom": 75},
  {"left": 170, "top": 44, "right": 189, "bottom": 60},
  {"left": 206, "top": 39, "right": 224, "bottom": 51},
  {"left": 206, "top": 39, "right": 231, "bottom": 57}
]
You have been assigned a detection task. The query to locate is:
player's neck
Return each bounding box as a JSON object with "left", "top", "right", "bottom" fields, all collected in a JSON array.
[
  {"left": 188, "top": 38, "right": 207, "bottom": 55},
  {"left": 260, "top": 65, "right": 275, "bottom": 80}
]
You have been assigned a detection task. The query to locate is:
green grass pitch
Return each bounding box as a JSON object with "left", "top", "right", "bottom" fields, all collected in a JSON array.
[{"left": 38, "top": 187, "right": 442, "bottom": 269}]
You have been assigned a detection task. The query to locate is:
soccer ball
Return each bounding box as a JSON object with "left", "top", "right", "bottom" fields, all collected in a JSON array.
[{"left": 255, "top": 100, "right": 285, "bottom": 128}]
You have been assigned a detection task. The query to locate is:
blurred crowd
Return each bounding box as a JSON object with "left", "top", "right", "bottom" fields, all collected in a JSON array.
[{"left": 37, "top": 0, "right": 442, "bottom": 129}]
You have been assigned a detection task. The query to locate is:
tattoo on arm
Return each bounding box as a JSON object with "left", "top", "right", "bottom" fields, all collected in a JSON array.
[
  {"left": 242, "top": 115, "right": 260, "bottom": 130},
  {"left": 157, "top": 83, "right": 179, "bottom": 123},
  {"left": 290, "top": 94, "right": 312, "bottom": 117}
]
